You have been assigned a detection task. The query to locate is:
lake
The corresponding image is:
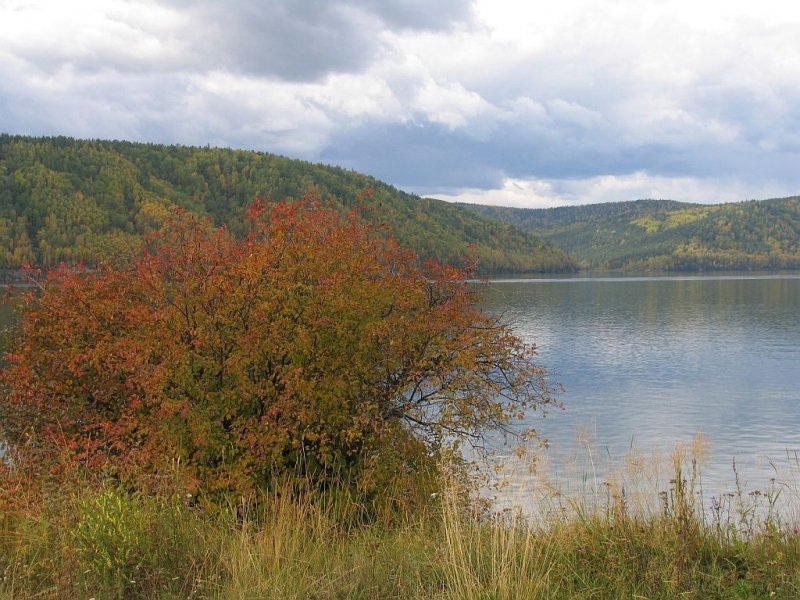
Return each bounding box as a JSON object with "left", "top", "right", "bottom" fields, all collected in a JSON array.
[
  {"left": 481, "top": 273, "right": 800, "bottom": 516},
  {"left": 2, "top": 274, "right": 799, "bottom": 517}
]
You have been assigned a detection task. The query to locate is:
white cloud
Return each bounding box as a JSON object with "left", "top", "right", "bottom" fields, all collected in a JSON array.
[
  {"left": 412, "top": 78, "right": 493, "bottom": 130},
  {"left": 0, "top": 0, "right": 189, "bottom": 73},
  {"left": 186, "top": 72, "right": 335, "bottom": 155},
  {"left": 545, "top": 99, "right": 604, "bottom": 129},
  {"left": 311, "top": 73, "right": 406, "bottom": 122},
  {"left": 431, "top": 173, "right": 799, "bottom": 209}
]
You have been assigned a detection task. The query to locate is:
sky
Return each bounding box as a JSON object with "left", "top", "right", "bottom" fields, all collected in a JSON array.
[{"left": 2, "top": 0, "right": 800, "bottom": 208}]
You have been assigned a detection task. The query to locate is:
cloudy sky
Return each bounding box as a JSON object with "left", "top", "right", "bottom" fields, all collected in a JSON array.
[{"left": 2, "top": 0, "right": 800, "bottom": 208}]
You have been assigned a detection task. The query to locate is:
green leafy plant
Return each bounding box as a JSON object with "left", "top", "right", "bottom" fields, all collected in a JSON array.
[{"left": 72, "top": 488, "right": 144, "bottom": 595}]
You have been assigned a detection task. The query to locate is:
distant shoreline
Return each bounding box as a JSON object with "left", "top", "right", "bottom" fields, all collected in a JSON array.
[{"left": 484, "top": 269, "right": 800, "bottom": 283}]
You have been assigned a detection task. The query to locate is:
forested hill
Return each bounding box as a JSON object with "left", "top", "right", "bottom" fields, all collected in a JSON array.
[
  {"left": 0, "top": 135, "right": 576, "bottom": 274},
  {"left": 462, "top": 198, "right": 800, "bottom": 271}
]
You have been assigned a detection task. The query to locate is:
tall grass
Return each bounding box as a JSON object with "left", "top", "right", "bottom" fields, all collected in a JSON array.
[
  {"left": 2, "top": 444, "right": 800, "bottom": 599},
  {"left": 0, "top": 482, "right": 221, "bottom": 599}
]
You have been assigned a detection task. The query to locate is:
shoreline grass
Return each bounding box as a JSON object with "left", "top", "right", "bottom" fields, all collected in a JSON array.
[{"left": 2, "top": 450, "right": 800, "bottom": 599}]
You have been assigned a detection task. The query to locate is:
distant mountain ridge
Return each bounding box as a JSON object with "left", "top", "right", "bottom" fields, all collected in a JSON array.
[
  {"left": 0, "top": 134, "right": 576, "bottom": 274},
  {"left": 461, "top": 197, "right": 800, "bottom": 271}
]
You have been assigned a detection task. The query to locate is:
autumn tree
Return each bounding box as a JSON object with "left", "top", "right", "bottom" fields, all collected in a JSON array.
[{"left": 0, "top": 196, "right": 554, "bottom": 500}]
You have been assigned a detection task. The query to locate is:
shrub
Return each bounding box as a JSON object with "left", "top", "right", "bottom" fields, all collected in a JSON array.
[{"left": 1, "top": 195, "right": 554, "bottom": 501}]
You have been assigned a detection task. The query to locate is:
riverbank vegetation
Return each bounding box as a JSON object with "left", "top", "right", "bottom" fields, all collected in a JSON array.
[
  {"left": 0, "top": 198, "right": 553, "bottom": 505},
  {"left": 1, "top": 197, "right": 798, "bottom": 598},
  {"left": 2, "top": 455, "right": 799, "bottom": 599}
]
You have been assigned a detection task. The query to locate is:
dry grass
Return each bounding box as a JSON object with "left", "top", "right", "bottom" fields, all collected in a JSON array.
[{"left": 2, "top": 442, "right": 800, "bottom": 599}]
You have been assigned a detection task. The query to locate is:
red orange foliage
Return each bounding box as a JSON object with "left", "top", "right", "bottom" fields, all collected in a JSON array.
[{"left": 1, "top": 196, "right": 554, "bottom": 498}]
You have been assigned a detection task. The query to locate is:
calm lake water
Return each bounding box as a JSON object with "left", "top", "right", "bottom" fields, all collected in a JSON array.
[
  {"left": 481, "top": 274, "right": 800, "bottom": 514},
  {"left": 2, "top": 275, "right": 799, "bottom": 514}
]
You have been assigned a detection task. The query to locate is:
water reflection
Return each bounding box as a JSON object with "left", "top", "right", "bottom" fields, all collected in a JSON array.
[{"left": 482, "top": 274, "right": 800, "bottom": 514}]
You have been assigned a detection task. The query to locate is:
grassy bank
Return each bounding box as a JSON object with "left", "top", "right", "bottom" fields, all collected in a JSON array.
[{"left": 2, "top": 455, "right": 799, "bottom": 600}]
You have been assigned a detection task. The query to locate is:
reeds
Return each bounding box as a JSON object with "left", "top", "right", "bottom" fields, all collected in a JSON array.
[{"left": 2, "top": 441, "right": 799, "bottom": 599}]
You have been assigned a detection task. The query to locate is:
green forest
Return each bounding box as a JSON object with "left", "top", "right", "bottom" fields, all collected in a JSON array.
[
  {"left": 464, "top": 197, "right": 800, "bottom": 271},
  {"left": 0, "top": 134, "right": 576, "bottom": 274},
  {"left": 5, "top": 133, "right": 798, "bottom": 274}
]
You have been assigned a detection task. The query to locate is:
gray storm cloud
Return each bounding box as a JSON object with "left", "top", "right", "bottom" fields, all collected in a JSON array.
[{"left": 162, "top": 0, "right": 475, "bottom": 80}]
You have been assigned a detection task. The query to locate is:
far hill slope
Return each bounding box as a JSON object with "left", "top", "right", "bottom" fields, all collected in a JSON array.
[
  {"left": 462, "top": 198, "right": 800, "bottom": 271},
  {"left": 0, "top": 134, "right": 577, "bottom": 274}
]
